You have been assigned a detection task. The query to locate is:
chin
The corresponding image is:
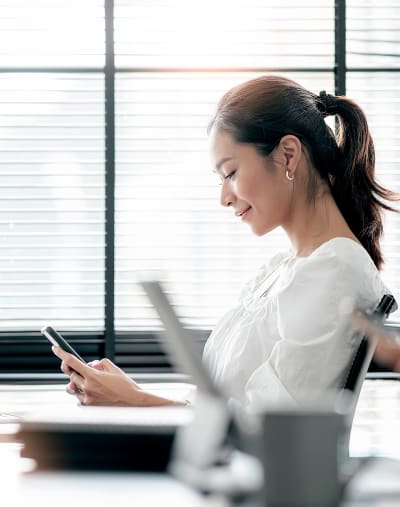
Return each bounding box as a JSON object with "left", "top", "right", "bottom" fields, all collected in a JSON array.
[
  {"left": 250, "top": 226, "right": 268, "bottom": 237},
  {"left": 250, "top": 223, "right": 276, "bottom": 237}
]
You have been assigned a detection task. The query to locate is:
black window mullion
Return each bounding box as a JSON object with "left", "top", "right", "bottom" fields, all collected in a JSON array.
[
  {"left": 104, "top": 0, "right": 115, "bottom": 361},
  {"left": 335, "top": 0, "right": 346, "bottom": 96}
]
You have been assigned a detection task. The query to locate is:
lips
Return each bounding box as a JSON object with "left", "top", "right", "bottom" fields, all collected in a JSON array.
[{"left": 235, "top": 206, "right": 251, "bottom": 218}]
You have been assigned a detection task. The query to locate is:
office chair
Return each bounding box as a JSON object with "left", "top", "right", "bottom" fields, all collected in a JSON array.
[{"left": 342, "top": 294, "right": 397, "bottom": 425}]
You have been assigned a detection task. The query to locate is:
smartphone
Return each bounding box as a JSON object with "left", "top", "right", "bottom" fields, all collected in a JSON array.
[{"left": 41, "top": 325, "right": 86, "bottom": 364}]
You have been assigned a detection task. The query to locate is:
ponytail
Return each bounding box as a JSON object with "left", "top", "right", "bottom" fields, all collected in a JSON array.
[
  {"left": 209, "top": 75, "right": 397, "bottom": 269},
  {"left": 322, "top": 94, "right": 397, "bottom": 270}
]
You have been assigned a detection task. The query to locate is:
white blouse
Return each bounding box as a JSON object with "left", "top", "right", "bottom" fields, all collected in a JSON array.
[{"left": 203, "top": 238, "right": 389, "bottom": 412}]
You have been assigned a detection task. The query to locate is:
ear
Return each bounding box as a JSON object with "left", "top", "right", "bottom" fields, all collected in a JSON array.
[{"left": 277, "top": 135, "right": 302, "bottom": 176}]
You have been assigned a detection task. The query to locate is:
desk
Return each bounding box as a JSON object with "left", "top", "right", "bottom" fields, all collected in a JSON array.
[
  {"left": 0, "top": 381, "right": 226, "bottom": 507},
  {"left": 0, "top": 378, "right": 400, "bottom": 506},
  {"left": 0, "top": 442, "right": 230, "bottom": 507}
]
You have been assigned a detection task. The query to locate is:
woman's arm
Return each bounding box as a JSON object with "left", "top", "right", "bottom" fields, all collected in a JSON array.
[
  {"left": 350, "top": 310, "right": 400, "bottom": 373},
  {"left": 373, "top": 338, "right": 400, "bottom": 372},
  {"left": 52, "top": 345, "right": 187, "bottom": 407}
]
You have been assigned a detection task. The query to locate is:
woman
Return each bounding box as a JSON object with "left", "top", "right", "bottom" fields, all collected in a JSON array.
[{"left": 53, "top": 75, "right": 397, "bottom": 409}]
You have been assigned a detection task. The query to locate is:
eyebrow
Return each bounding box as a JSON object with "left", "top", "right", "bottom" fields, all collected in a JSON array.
[{"left": 215, "top": 156, "right": 235, "bottom": 172}]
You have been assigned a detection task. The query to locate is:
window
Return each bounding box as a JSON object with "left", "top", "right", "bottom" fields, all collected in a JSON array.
[{"left": 0, "top": 0, "right": 398, "bottom": 373}]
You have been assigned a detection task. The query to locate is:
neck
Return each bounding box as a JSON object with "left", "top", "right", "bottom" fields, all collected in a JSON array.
[{"left": 283, "top": 190, "right": 359, "bottom": 258}]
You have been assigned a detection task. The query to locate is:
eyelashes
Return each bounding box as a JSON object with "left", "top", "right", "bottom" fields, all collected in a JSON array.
[
  {"left": 216, "top": 169, "right": 237, "bottom": 186},
  {"left": 224, "top": 170, "right": 236, "bottom": 181}
]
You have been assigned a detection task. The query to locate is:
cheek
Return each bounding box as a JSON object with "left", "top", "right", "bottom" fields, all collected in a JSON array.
[
  {"left": 257, "top": 182, "right": 286, "bottom": 217},
  {"left": 237, "top": 179, "right": 258, "bottom": 200}
]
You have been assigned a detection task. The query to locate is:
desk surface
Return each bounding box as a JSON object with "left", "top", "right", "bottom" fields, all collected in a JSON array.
[
  {"left": 1, "top": 379, "right": 400, "bottom": 506},
  {"left": 0, "top": 381, "right": 224, "bottom": 507},
  {"left": 1, "top": 442, "right": 230, "bottom": 507}
]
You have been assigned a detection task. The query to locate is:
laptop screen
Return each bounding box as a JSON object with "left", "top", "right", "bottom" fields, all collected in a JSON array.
[{"left": 139, "top": 278, "right": 222, "bottom": 399}]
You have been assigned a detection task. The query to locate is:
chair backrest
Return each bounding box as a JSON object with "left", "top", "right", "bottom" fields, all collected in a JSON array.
[
  {"left": 340, "top": 294, "right": 397, "bottom": 457},
  {"left": 342, "top": 294, "right": 397, "bottom": 416}
]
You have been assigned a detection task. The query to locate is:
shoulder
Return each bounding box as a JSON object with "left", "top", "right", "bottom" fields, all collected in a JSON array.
[
  {"left": 282, "top": 237, "right": 385, "bottom": 309},
  {"left": 276, "top": 238, "right": 386, "bottom": 339},
  {"left": 296, "top": 237, "right": 378, "bottom": 280},
  {"left": 310, "top": 237, "right": 375, "bottom": 267}
]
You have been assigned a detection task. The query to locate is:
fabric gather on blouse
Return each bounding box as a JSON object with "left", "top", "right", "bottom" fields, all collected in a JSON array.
[{"left": 202, "top": 237, "right": 390, "bottom": 413}]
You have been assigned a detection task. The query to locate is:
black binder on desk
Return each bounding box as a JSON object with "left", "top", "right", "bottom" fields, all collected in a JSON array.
[{"left": 17, "top": 406, "right": 193, "bottom": 471}]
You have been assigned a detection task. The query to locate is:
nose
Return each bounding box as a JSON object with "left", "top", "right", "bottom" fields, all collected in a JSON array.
[{"left": 220, "top": 181, "right": 235, "bottom": 207}]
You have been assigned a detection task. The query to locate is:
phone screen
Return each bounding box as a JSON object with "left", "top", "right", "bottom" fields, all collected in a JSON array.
[{"left": 41, "top": 325, "right": 86, "bottom": 364}]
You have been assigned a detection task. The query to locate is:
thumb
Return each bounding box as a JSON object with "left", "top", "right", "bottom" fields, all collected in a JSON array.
[
  {"left": 52, "top": 345, "right": 87, "bottom": 376},
  {"left": 87, "top": 360, "right": 105, "bottom": 371},
  {"left": 98, "top": 358, "right": 122, "bottom": 373}
]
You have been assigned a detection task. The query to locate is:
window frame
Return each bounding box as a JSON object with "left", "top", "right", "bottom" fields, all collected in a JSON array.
[{"left": 0, "top": 0, "right": 399, "bottom": 375}]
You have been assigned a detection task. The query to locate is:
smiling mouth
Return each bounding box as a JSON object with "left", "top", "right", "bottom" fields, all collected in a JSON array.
[{"left": 236, "top": 207, "right": 251, "bottom": 219}]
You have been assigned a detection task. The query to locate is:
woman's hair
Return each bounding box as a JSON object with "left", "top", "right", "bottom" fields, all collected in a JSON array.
[{"left": 208, "top": 75, "right": 397, "bottom": 270}]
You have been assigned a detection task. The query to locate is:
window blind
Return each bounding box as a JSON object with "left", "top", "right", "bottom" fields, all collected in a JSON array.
[
  {"left": 0, "top": 74, "right": 105, "bottom": 331},
  {"left": 347, "top": 0, "right": 400, "bottom": 309},
  {"left": 114, "top": 0, "right": 334, "bottom": 69},
  {"left": 0, "top": 0, "right": 105, "bottom": 371},
  {"left": 0, "top": 0, "right": 104, "bottom": 68},
  {"left": 347, "top": 0, "right": 400, "bottom": 68},
  {"left": 113, "top": 0, "right": 336, "bottom": 332},
  {"left": 1, "top": 0, "right": 399, "bottom": 374}
]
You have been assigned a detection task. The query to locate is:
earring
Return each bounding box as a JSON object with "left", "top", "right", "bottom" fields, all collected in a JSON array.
[{"left": 285, "top": 170, "right": 295, "bottom": 181}]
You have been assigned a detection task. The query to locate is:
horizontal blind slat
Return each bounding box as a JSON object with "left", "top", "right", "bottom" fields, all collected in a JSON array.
[{"left": 0, "top": 71, "right": 105, "bottom": 330}]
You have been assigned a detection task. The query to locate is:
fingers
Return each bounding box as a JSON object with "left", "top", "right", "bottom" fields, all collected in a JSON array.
[
  {"left": 87, "top": 360, "right": 105, "bottom": 371},
  {"left": 66, "top": 384, "right": 75, "bottom": 395},
  {"left": 66, "top": 382, "right": 89, "bottom": 406},
  {"left": 53, "top": 349, "right": 128, "bottom": 406},
  {"left": 66, "top": 381, "right": 80, "bottom": 396},
  {"left": 66, "top": 374, "right": 90, "bottom": 405},
  {"left": 52, "top": 345, "right": 88, "bottom": 376},
  {"left": 98, "top": 358, "right": 122, "bottom": 373},
  {"left": 51, "top": 346, "right": 105, "bottom": 406},
  {"left": 66, "top": 379, "right": 85, "bottom": 405},
  {"left": 60, "top": 359, "right": 75, "bottom": 376},
  {"left": 69, "top": 371, "right": 84, "bottom": 392},
  {"left": 71, "top": 388, "right": 87, "bottom": 406}
]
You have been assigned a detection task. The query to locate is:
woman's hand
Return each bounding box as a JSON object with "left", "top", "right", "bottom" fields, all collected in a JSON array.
[{"left": 52, "top": 346, "right": 162, "bottom": 407}]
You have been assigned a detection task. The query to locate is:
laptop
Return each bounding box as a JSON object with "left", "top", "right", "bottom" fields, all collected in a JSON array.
[
  {"left": 139, "top": 278, "right": 264, "bottom": 495},
  {"left": 138, "top": 277, "right": 222, "bottom": 399},
  {"left": 138, "top": 280, "right": 237, "bottom": 449}
]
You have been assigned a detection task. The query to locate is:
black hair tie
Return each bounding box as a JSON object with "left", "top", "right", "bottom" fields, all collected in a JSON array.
[{"left": 318, "top": 90, "right": 337, "bottom": 117}]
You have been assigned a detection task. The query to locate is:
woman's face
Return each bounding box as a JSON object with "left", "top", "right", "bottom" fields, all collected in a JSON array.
[{"left": 210, "top": 129, "right": 294, "bottom": 236}]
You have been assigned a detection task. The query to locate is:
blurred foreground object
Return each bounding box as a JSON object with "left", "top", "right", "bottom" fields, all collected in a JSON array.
[{"left": 349, "top": 310, "right": 400, "bottom": 373}]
